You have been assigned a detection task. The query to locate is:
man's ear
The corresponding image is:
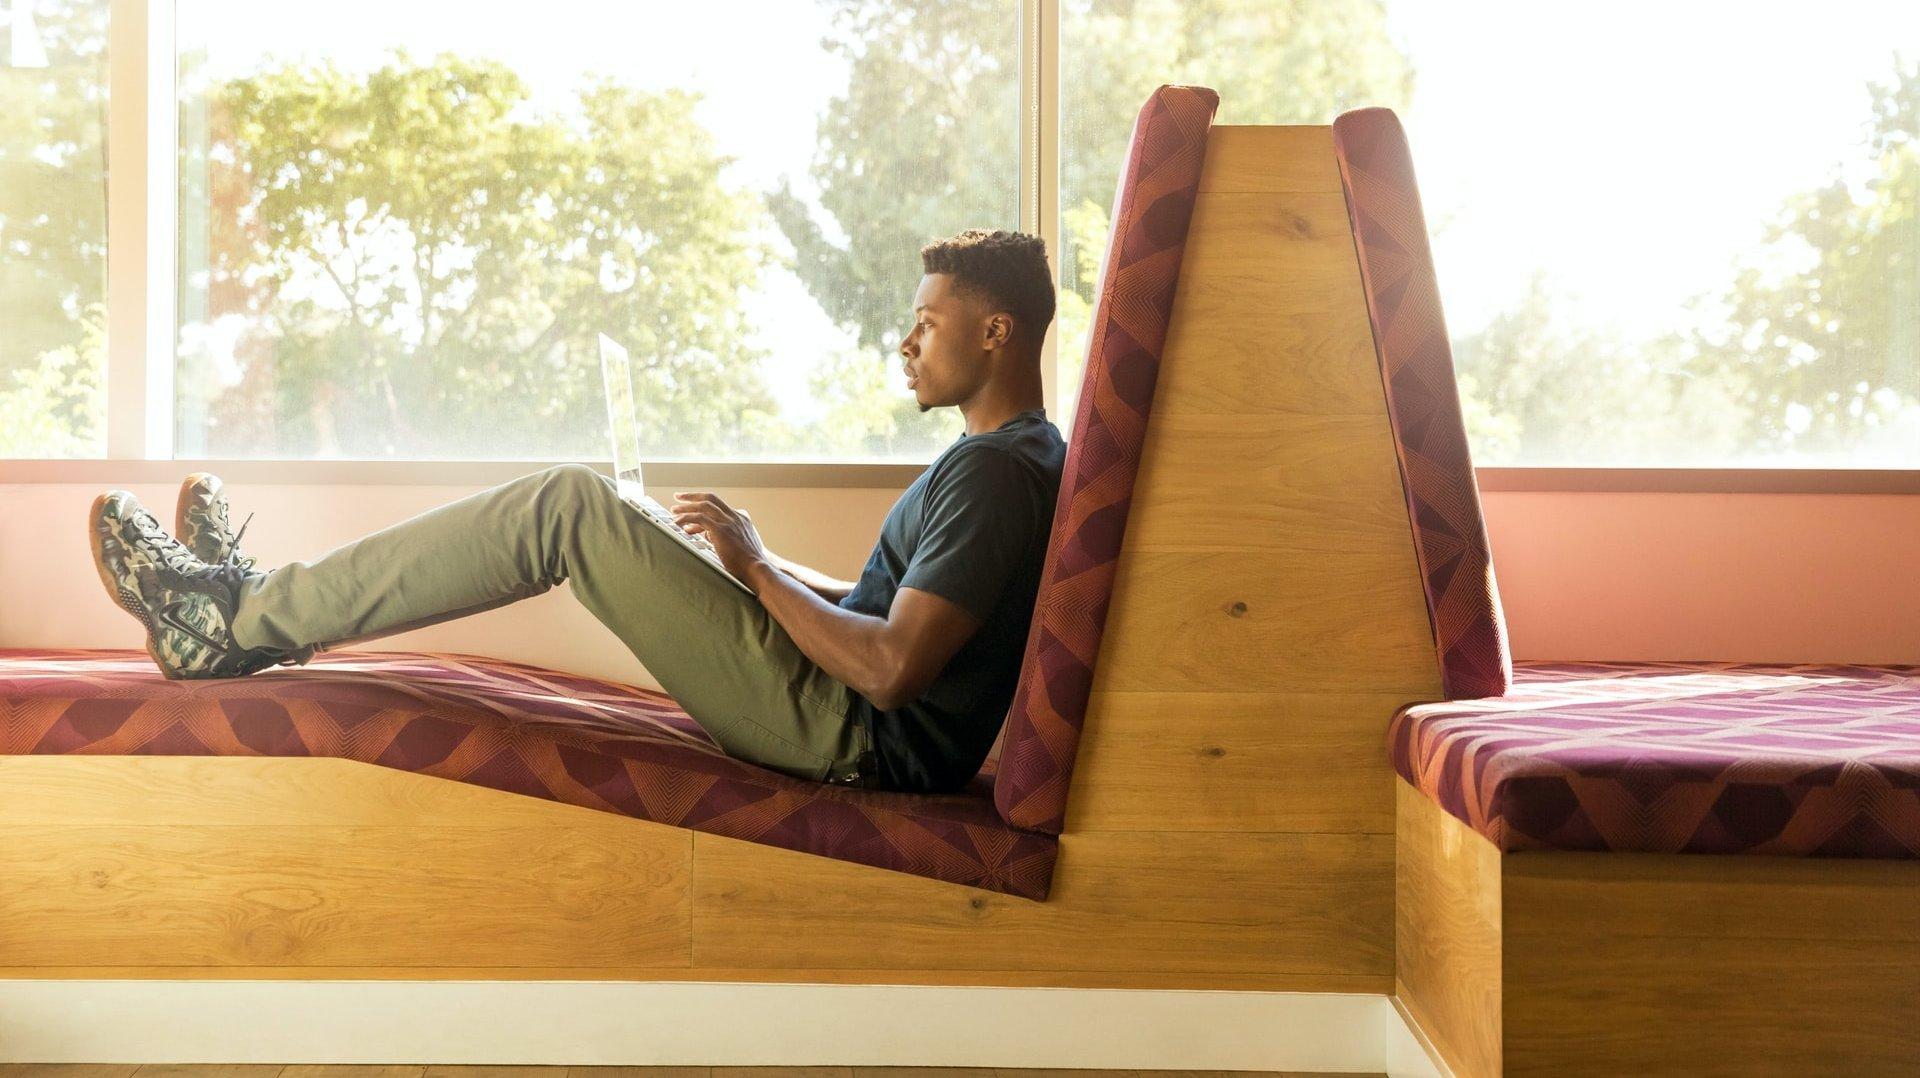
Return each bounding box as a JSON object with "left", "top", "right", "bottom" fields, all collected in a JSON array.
[{"left": 983, "top": 313, "right": 1012, "bottom": 352}]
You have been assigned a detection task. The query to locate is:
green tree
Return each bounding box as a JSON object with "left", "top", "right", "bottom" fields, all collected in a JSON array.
[
  {"left": 0, "top": 0, "right": 107, "bottom": 456},
  {"left": 770, "top": 0, "right": 1413, "bottom": 444},
  {"left": 1054, "top": 0, "right": 1414, "bottom": 423},
  {"left": 186, "top": 52, "right": 779, "bottom": 459},
  {"left": 1452, "top": 272, "right": 1745, "bottom": 465},
  {"left": 1689, "top": 57, "right": 1920, "bottom": 458},
  {"left": 768, "top": 0, "right": 1021, "bottom": 456},
  {"left": 0, "top": 302, "right": 103, "bottom": 457}
]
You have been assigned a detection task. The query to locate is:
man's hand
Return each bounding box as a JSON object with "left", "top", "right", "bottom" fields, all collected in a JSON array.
[{"left": 670, "top": 491, "right": 771, "bottom": 584}]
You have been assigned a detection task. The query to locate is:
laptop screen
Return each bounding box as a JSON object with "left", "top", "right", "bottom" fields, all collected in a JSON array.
[{"left": 598, "top": 333, "right": 643, "bottom": 487}]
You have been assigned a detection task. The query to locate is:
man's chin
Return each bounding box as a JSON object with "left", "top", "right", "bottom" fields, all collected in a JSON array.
[{"left": 918, "top": 401, "right": 932, "bottom": 414}]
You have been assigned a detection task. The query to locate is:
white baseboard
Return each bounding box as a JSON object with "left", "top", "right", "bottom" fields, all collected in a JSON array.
[{"left": 0, "top": 981, "right": 1440, "bottom": 1076}]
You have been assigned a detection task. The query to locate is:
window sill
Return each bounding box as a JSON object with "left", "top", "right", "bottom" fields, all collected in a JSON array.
[
  {"left": 0, "top": 458, "right": 931, "bottom": 488},
  {"left": 1475, "top": 468, "right": 1920, "bottom": 494},
  {"left": 1, "top": 461, "right": 1917, "bottom": 494}
]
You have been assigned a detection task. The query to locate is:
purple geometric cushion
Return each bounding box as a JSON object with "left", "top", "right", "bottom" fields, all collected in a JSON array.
[
  {"left": 1390, "top": 660, "right": 1920, "bottom": 857},
  {"left": 992, "top": 84, "right": 1219, "bottom": 835},
  {"left": 1331, "top": 107, "right": 1512, "bottom": 700},
  {"left": 1, "top": 648, "right": 1060, "bottom": 899}
]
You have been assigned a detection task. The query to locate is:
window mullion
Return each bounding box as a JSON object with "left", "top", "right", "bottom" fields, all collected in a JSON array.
[
  {"left": 1023, "top": 0, "right": 1061, "bottom": 418},
  {"left": 145, "top": 0, "right": 177, "bottom": 459},
  {"left": 103, "top": 0, "right": 149, "bottom": 459},
  {"left": 102, "top": 0, "right": 175, "bottom": 461}
]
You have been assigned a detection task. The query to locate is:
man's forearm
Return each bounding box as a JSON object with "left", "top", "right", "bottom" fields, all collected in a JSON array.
[
  {"left": 744, "top": 559, "right": 898, "bottom": 705},
  {"left": 765, "top": 551, "right": 857, "bottom": 604}
]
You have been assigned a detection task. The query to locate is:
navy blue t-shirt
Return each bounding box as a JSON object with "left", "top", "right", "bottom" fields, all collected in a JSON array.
[{"left": 839, "top": 408, "right": 1066, "bottom": 793}]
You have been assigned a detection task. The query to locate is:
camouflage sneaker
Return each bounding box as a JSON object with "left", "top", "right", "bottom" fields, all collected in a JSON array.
[
  {"left": 88, "top": 490, "right": 289, "bottom": 680},
  {"left": 176, "top": 472, "right": 256, "bottom": 571}
]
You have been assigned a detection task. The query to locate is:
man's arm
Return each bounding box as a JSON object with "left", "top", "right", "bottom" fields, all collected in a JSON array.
[
  {"left": 744, "top": 562, "right": 979, "bottom": 710},
  {"left": 671, "top": 491, "right": 980, "bottom": 709},
  {"left": 763, "top": 550, "right": 857, "bottom": 605}
]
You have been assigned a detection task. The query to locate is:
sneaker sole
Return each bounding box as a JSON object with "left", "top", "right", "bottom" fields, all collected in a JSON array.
[{"left": 87, "top": 491, "right": 186, "bottom": 681}]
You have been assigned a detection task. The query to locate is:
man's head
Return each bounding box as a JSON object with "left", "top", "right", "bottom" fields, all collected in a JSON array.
[{"left": 900, "top": 229, "right": 1054, "bottom": 413}]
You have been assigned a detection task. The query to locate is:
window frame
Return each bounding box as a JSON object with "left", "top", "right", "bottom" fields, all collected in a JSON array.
[{"left": 1, "top": 0, "right": 1913, "bottom": 492}]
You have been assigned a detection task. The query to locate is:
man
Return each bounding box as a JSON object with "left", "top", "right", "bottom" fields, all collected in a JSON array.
[{"left": 88, "top": 229, "right": 1067, "bottom": 795}]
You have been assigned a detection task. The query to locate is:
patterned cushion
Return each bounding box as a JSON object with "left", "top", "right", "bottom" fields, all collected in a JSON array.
[
  {"left": 992, "top": 84, "right": 1219, "bottom": 835},
  {"left": 1331, "top": 107, "right": 1511, "bottom": 700},
  {"left": 1390, "top": 660, "right": 1920, "bottom": 858},
  {"left": 0, "top": 648, "right": 1060, "bottom": 899}
]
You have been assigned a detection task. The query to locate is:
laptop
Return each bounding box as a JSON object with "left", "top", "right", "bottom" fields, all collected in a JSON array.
[{"left": 598, "top": 332, "right": 754, "bottom": 594}]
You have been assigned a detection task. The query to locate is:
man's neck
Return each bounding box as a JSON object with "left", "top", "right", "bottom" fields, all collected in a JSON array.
[
  {"left": 960, "top": 398, "right": 1044, "bottom": 436},
  {"left": 958, "top": 373, "right": 1045, "bottom": 436}
]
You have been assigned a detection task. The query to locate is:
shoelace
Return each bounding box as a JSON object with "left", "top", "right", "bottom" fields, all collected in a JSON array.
[
  {"left": 223, "top": 511, "right": 255, "bottom": 570},
  {"left": 208, "top": 494, "right": 257, "bottom": 570},
  {"left": 121, "top": 504, "right": 257, "bottom": 665},
  {"left": 128, "top": 508, "right": 206, "bottom": 578}
]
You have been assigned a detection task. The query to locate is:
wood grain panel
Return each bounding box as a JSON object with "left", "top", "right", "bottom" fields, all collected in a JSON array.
[
  {"left": 1505, "top": 850, "right": 1920, "bottom": 942},
  {"left": 1154, "top": 200, "right": 1383, "bottom": 418},
  {"left": 1197, "top": 125, "right": 1343, "bottom": 193},
  {"left": 0, "top": 754, "right": 636, "bottom": 827},
  {"left": 0, "top": 822, "right": 690, "bottom": 967},
  {"left": 1395, "top": 780, "right": 1502, "bottom": 1078},
  {"left": 1152, "top": 281, "right": 1385, "bottom": 417},
  {"left": 1124, "top": 413, "right": 1413, "bottom": 554},
  {"left": 1065, "top": 691, "right": 1410, "bottom": 834},
  {"left": 0, "top": 964, "right": 1392, "bottom": 993},
  {"left": 692, "top": 830, "right": 1392, "bottom": 978},
  {"left": 1176, "top": 192, "right": 1366, "bottom": 289},
  {"left": 1504, "top": 933, "right": 1920, "bottom": 1077},
  {"left": 1094, "top": 549, "right": 1438, "bottom": 696}
]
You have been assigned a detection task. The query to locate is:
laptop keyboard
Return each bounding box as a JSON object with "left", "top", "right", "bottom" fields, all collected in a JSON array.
[{"left": 633, "top": 494, "right": 731, "bottom": 570}]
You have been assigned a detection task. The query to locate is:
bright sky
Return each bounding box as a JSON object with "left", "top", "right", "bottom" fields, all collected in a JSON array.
[
  {"left": 177, "top": 0, "right": 1920, "bottom": 435},
  {"left": 1386, "top": 0, "right": 1920, "bottom": 339}
]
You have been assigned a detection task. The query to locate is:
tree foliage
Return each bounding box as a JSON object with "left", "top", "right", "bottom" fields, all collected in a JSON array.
[
  {"left": 1053, "top": 0, "right": 1413, "bottom": 417},
  {"left": 189, "top": 52, "right": 778, "bottom": 458},
  {"left": 1686, "top": 57, "right": 1920, "bottom": 458},
  {"left": 4, "top": 1, "right": 1918, "bottom": 467},
  {"left": 767, "top": 0, "right": 1022, "bottom": 455},
  {"left": 1452, "top": 272, "right": 1745, "bottom": 465},
  {"left": 0, "top": 0, "right": 106, "bottom": 456}
]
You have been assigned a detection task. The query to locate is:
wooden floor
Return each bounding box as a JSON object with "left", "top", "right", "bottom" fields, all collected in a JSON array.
[{"left": 0, "top": 1060, "right": 1367, "bottom": 1068}]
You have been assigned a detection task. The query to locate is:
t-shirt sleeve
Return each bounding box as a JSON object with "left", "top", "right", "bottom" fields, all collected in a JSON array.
[{"left": 898, "top": 444, "right": 1046, "bottom": 623}]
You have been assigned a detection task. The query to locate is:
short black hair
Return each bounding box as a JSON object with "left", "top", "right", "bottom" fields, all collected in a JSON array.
[{"left": 919, "top": 229, "right": 1055, "bottom": 344}]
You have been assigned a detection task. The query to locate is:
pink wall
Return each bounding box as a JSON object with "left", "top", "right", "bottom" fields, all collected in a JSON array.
[
  {"left": 9, "top": 480, "right": 1915, "bottom": 676},
  {"left": 1484, "top": 491, "right": 1920, "bottom": 665}
]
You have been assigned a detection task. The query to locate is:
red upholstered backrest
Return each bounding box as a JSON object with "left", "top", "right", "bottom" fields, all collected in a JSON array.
[
  {"left": 1331, "top": 107, "right": 1512, "bottom": 699},
  {"left": 993, "top": 85, "right": 1219, "bottom": 834}
]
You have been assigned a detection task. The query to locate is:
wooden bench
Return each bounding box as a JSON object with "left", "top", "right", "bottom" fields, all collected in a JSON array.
[
  {"left": 3, "top": 87, "right": 1417, "bottom": 994},
  {"left": 1328, "top": 109, "right": 1920, "bottom": 1076}
]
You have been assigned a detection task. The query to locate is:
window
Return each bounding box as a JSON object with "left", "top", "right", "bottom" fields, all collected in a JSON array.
[
  {"left": 1060, "top": 0, "right": 1920, "bottom": 466},
  {"left": 3, "top": 0, "right": 1918, "bottom": 472},
  {"left": 173, "top": 0, "right": 1019, "bottom": 460},
  {"left": 0, "top": 0, "right": 108, "bottom": 458}
]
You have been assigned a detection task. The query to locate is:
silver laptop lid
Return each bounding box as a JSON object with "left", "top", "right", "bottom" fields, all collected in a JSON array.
[{"left": 598, "top": 332, "right": 643, "bottom": 487}]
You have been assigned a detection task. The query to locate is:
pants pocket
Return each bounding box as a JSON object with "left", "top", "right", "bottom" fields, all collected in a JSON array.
[{"left": 721, "top": 713, "right": 837, "bottom": 783}]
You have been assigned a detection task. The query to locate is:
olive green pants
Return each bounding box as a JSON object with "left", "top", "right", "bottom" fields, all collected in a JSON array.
[{"left": 228, "top": 463, "right": 873, "bottom": 785}]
